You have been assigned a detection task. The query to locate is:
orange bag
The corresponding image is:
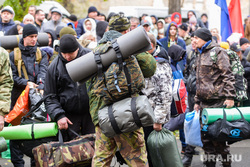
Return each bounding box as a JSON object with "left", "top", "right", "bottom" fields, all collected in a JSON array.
[{"left": 5, "top": 85, "right": 30, "bottom": 125}]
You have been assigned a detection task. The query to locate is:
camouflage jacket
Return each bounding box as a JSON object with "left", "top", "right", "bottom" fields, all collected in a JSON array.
[
  {"left": 87, "top": 30, "right": 157, "bottom": 126},
  {"left": 142, "top": 57, "right": 172, "bottom": 124},
  {"left": 0, "top": 47, "right": 13, "bottom": 116},
  {"left": 195, "top": 41, "right": 236, "bottom": 104}
]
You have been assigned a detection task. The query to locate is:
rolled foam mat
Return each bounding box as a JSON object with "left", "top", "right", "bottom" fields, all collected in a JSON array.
[
  {"left": 0, "top": 123, "right": 58, "bottom": 140},
  {"left": 202, "top": 107, "right": 250, "bottom": 124}
]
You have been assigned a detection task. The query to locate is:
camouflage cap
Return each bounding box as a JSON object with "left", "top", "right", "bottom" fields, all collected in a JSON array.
[{"left": 109, "top": 12, "right": 131, "bottom": 32}]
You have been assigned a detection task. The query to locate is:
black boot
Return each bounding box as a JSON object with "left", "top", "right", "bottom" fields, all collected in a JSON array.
[{"left": 182, "top": 155, "right": 192, "bottom": 167}]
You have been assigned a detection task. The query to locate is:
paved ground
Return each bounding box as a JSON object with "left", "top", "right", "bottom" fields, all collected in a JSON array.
[{"left": 1, "top": 139, "right": 250, "bottom": 167}]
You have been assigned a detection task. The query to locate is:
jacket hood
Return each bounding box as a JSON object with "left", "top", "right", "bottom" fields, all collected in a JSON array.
[
  {"left": 168, "top": 44, "right": 186, "bottom": 62},
  {"left": 98, "top": 30, "right": 122, "bottom": 44},
  {"left": 83, "top": 18, "right": 96, "bottom": 34},
  {"left": 43, "top": 29, "right": 56, "bottom": 47},
  {"left": 171, "top": 12, "right": 182, "bottom": 25},
  {"left": 67, "top": 22, "right": 75, "bottom": 30},
  {"left": 150, "top": 15, "right": 158, "bottom": 22},
  {"left": 96, "top": 21, "right": 109, "bottom": 38},
  {"left": 165, "top": 21, "right": 178, "bottom": 38}
]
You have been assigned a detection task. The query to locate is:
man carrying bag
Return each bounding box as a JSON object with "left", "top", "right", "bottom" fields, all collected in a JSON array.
[
  {"left": 86, "top": 13, "right": 156, "bottom": 167},
  {"left": 193, "top": 28, "right": 236, "bottom": 167}
]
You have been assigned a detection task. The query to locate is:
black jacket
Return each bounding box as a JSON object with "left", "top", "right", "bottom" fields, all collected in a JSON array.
[
  {"left": 9, "top": 39, "right": 48, "bottom": 108},
  {"left": 44, "top": 46, "right": 91, "bottom": 121},
  {"left": 241, "top": 56, "right": 250, "bottom": 92},
  {"left": 184, "top": 50, "right": 198, "bottom": 94}
]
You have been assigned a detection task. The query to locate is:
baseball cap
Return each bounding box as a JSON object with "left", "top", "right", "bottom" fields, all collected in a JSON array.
[{"left": 230, "top": 43, "right": 242, "bottom": 52}]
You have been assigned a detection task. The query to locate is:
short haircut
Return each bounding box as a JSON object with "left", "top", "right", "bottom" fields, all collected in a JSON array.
[
  {"left": 29, "top": 5, "right": 37, "bottom": 10},
  {"left": 130, "top": 17, "right": 140, "bottom": 24},
  {"left": 35, "top": 9, "right": 44, "bottom": 15},
  {"left": 147, "top": 32, "right": 156, "bottom": 47}
]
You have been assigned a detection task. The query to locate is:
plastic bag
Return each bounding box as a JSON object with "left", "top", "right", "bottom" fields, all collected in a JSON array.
[
  {"left": 184, "top": 110, "right": 203, "bottom": 147},
  {"left": 5, "top": 85, "right": 30, "bottom": 125},
  {"left": 147, "top": 128, "right": 183, "bottom": 167},
  {"left": 164, "top": 112, "right": 186, "bottom": 131},
  {"left": 28, "top": 88, "right": 48, "bottom": 122}
]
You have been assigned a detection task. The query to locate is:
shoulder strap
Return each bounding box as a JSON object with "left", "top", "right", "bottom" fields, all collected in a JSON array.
[
  {"left": 14, "top": 48, "right": 29, "bottom": 80},
  {"left": 22, "top": 93, "right": 56, "bottom": 119},
  {"left": 36, "top": 48, "right": 42, "bottom": 64}
]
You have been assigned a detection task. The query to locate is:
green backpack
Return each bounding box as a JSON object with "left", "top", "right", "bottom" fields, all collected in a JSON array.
[
  {"left": 89, "top": 40, "right": 145, "bottom": 105},
  {"left": 210, "top": 48, "right": 248, "bottom": 102}
]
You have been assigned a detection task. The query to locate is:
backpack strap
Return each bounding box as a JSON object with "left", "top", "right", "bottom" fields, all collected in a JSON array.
[
  {"left": 94, "top": 51, "right": 103, "bottom": 80},
  {"left": 111, "top": 39, "right": 132, "bottom": 95},
  {"left": 14, "top": 48, "right": 29, "bottom": 80},
  {"left": 111, "top": 39, "right": 123, "bottom": 72},
  {"left": 36, "top": 48, "right": 42, "bottom": 64}
]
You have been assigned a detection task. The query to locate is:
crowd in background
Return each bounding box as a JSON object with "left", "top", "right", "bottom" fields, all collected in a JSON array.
[{"left": 0, "top": 4, "right": 250, "bottom": 167}]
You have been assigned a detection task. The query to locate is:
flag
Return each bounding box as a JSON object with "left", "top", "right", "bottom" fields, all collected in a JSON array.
[
  {"left": 228, "top": 0, "right": 244, "bottom": 37},
  {"left": 215, "top": 0, "right": 232, "bottom": 41}
]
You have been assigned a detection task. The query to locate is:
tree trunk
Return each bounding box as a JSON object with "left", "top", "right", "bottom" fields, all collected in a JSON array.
[{"left": 169, "top": 0, "right": 181, "bottom": 14}]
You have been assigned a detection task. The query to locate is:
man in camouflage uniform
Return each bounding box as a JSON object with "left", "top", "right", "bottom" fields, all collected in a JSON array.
[
  {"left": 86, "top": 13, "right": 156, "bottom": 167},
  {"left": 142, "top": 32, "right": 172, "bottom": 167},
  {"left": 0, "top": 47, "right": 13, "bottom": 131},
  {"left": 193, "top": 28, "right": 235, "bottom": 167}
]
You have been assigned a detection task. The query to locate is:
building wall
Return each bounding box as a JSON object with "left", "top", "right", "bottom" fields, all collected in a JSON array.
[{"left": 73, "top": 0, "right": 249, "bottom": 21}]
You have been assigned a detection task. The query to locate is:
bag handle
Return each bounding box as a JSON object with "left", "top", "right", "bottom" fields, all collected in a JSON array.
[
  {"left": 22, "top": 93, "right": 56, "bottom": 119},
  {"left": 222, "top": 106, "right": 247, "bottom": 123},
  {"left": 58, "top": 127, "right": 82, "bottom": 144}
]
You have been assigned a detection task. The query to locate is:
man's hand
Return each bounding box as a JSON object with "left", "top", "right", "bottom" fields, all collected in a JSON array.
[
  {"left": 194, "top": 104, "right": 200, "bottom": 112},
  {"left": 39, "top": 89, "right": 44, "bottom": 95},
  {"left": 0, "top": 115, "right": 4, "bottom": 131},
  {"left": 27, "top": 81, "right": 38, "bottom": 88},
  {"left": 153, "top": 123, "right": 162, "bottom": 131},
  {"left": 223, "top": 99, "right": 234, "bottom": 108},
  {"left": 57, "top": 117, "right": 73, "bottom": 130}
]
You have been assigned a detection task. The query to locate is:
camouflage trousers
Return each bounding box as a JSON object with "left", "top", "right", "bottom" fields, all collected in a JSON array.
[{"left": 92, "top": 126, "right": 148, "bottom": 167}]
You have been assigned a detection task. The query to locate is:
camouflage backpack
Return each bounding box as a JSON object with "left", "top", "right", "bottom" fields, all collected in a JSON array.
[
  {"left": 210, "top": 48, "right": 248, "bottom": 102},
  {"left": 89, "top": 39, "right": 145, "bottom": 105}
]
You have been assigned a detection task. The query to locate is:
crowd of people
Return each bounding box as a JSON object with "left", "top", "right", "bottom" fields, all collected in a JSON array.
[{"left": 0, "top": 4, "right": 249, "bottom": 167}]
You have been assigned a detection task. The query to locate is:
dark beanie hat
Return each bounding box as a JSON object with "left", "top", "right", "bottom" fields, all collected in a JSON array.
[
  {"left": 59, "top": 34, "right": 79, "bottom": 53},
  {"left": 67, "top": 14, "right": 77, "bottom": 22},
  {"left": 23, "top": 24, "right": 38, "bottom": 38},
  {"left": 239, "top": 38, "right": 250, "bottom": 46},
  {"left": 88, "top": 6, "right": 98, "bottom": 14},
  {"left": 194, "top": 28, "right": 212, "bottom": 42}
]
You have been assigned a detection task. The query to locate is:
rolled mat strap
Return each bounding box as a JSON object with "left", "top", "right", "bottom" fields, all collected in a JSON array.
[
  {"left": 131, "top": 97, "right": 142, "bottom": 127},
  {"left": 108, "top": 105, "right": 122, "bottom": 135}
]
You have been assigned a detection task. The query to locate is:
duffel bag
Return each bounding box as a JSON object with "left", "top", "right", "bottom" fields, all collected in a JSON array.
[
  {"left": 32, "top": 128, "right": 95, "bottom": 167},
  {"left": 201, "top": 107, "right": 250, "bottom": 143},
  {"left": 147, "top": 128, "right": 183, "bottom": 167},
  {"left": 98, "top": 95, "right": 155, "bottom": 138}
]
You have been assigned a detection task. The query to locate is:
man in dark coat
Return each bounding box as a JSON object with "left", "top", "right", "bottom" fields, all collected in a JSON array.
[
  {"left": 9, "top": 23, "right": 48, "bottom": 167},
  {"left": 44, "top": 34, "right": 95, "bottom": 141}
]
